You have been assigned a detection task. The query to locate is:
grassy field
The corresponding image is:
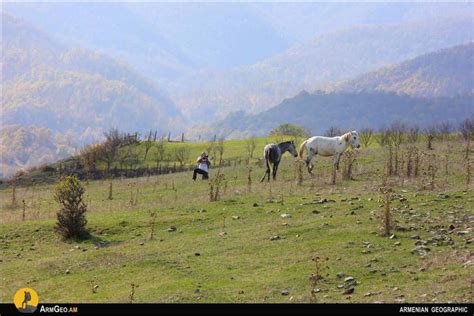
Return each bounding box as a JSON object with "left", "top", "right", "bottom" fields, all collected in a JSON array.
[{"left": 0, "top": 137, "right": 472, "bottom": 303}]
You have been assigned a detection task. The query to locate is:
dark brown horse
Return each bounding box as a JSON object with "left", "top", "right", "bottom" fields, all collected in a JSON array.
[{"left": 260, "top": 141, "right": 298, "bottom": 182}]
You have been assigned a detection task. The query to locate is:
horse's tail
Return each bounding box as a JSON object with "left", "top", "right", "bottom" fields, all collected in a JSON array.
[{"left": 299, "top": 139, "right": 308, "bottom": 159}]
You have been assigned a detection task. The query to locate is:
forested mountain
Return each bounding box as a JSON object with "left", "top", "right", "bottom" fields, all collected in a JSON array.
[
  {"left": 5, "top": 3, "right": 474, "bottom": 120},
  {"left": 208, "top": 91, "right": 473, "bottom": 139},
  {"left": 171, "top": 16, "right": 474, "bottom": 120},
  {"left": 1, "top": 12, "right": 184, "bottom": 177},
  {"left": 328, "top": 43, "right": 474, "bottom": 97}
]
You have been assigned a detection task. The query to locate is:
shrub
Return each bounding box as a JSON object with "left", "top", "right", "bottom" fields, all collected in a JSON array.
[
  {"left": 270, "top": 123, "right": 310, "bottom": 138},
  {"left": 53, "top": 176, "right": 89, "bottom": 239}
]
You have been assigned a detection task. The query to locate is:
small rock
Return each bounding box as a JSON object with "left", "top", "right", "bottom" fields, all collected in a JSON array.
[
  {"left": 281, "top": 289, "right": 289, "bottom": 296},
  {"left": 194, "top": 252, "right": 201, "bottom": 256},
  {"left": 167, "top": 226, "right": 177, "bottom": 232},
  {"left": 231, "top": 216, "right": 240, "bottom": 220},
  {"left": 270, "top": 235, "right": 281, "bottom": 241},
  {"left": 389, "top": 234, "right": 397, "bottom": 239},
  {"left": 281, "top": 213, "right": 291, "bottom": 218},
  {"left": 253, "top": 203, "right": 260, "bottom": 207},
  {"left": 343, "top": 288, "right": 354, "bottom": 295},
  {"left": 65, "top": 269, "right": 70, "bottom": 274},
  {"left": 140, "top": 242, "right": 144, "bottom": 246},
  {"left": 336, "top": 272, "right": 345, "bottom": 279},
  {"left": 410, "top": 234, "right": 421, "bottom": 240},
  {"left": 219, "top": 232, "right": 227, "bottom": 237}
]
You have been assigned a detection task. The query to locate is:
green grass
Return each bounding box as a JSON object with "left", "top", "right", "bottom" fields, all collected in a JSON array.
[{"left": 0, "top": 138, "right": 472, "bottom": 303}]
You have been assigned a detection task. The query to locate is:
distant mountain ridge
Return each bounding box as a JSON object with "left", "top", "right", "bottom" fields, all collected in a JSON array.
[
  {"left": 327, "top": 42, "right": 474, "bottom": 97},
  {"left": 206, "top": 43, "right": 474, "bottom": 139},
  {"left": 171, "top": 16, "right": 474, "bottom": 120},
  {"left": 208, "top": 91, "right": 473, "bottom": 139}
]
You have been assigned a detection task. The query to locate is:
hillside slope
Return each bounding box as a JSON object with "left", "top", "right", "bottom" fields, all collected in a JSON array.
[
  {"left": 328, "top": 43, "right": 474, "bottom": 97},
  {"left": 1, "top": 12, "right": 184, "bottom": 177},
  {"left": 172, "top": 16, "right": 474, "bottom": 120},
  {"left": 208, "top": 91, "right": 473, "bottom": 139}
]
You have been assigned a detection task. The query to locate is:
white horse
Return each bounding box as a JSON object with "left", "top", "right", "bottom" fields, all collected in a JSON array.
[{"left": 299, "top": 131, "right": 361, "bottom": 184}]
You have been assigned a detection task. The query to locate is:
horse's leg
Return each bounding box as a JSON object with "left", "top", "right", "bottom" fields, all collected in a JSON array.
[
  {"left": 331, "top": 154, "right": 340, "bottom": 185},
  {"left": 260, "top": 158, "right": 270, "bottom": 183},
  {"left": 306, "top": 149, "right": 315, "bottom": 174},
  {"left": 273, "top": 161, "right": 279, "bottom": 180}
]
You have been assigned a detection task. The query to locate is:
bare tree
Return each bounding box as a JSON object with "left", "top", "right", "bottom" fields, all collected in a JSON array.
[
  {"left": 460, "top": 117, "right": 474, "bottom": 142},
  {"left": 142, "top": 130, "right": 154, "bottom": 160},
  {"left": 245, "top": 138, "right": 257, "bottom": 161},
  {"left": 174, "top": 146, "right": 190, "bottom": 168},
  {"left": 375, "top": 128, "right": 393, "bottom": 147},
  {"left": 324, "top": 126, "right": 344, "bottom": 137},
  {"left": 407, "top": 125, "right": 420, "bottom": 144},
  {"left": 215, "top": 138, "right": 225, "bottom": 166},
  {"left": 101, "top": 128, "right": 123, "bottom": 171},
  {"left": 438, "top": 122, "right": 452, "bottom": 141},
  {"left": 359, "top": 128, "right": 373, "bottom": 148},
  {"left": 389, "top": 122, "right": 406, "bottom": 147},
  {"left": 154, "top": 136, "right": 167, "bottom": 166},
  {"left": 424, "top": 125, "right": 439, "bottom": 150}
]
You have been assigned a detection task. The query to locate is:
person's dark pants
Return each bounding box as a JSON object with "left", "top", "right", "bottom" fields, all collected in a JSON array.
[{"left": 193, "top": 168, "right": 209, "bottom": 180}]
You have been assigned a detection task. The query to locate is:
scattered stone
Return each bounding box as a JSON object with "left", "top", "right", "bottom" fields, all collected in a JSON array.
[
  {"left": 231, "top": 216, "right": 240, "bottom": 220},
  {"left": 411, "top": 245, "right": 430, "bottom": 256},
  {"left": 389, "top": 234, "right": 397, "bottom": 239},
  {"left": 410, "top": 234, "right": 421, "bottom": 240},
  {"left": 194, "top": 252, "right": 201, "bottom": 256},
  {"left": 336, "top": 272, "right": 345, "bottom": 279},
  {"left": 343, "top": 288, "right": 354, "bottom": 295},
  {"left": 281, "top": 289, "right": 289, "bottom": 296},
  {"left": 219, "top": 232, "right": 227, "bottom": 237},
  {"left": 394, "top": 242, "right": 401, "bottom": 246},
  {"left": 395, "top": 225, "right": 409, "bottom": 232},
  {"left": 312, "top": 210, "right": 320, "bottom": 214},
  {"left": 448, "top": 224, "right": 455, "bottom": 231},
  {"left": 167, "top": 226, "right": 177, "bottom": 232},
  {"left": 253, "top": 203, "right": 260, "bottom": 207},
  {"left": 270, "top": 235, "right": 281, "bottom": 241},
  {"left": 65, "top": 269, "right": 70, "bottom": 274},
  {"left": 281, "top": 214, "right": 291, "bottom": 219},
  {"left": 457, "top": 231, "right": 469, "bottom": 235},
  {"left": 139, "top": 242, "right": 144, "bottom": 246}
]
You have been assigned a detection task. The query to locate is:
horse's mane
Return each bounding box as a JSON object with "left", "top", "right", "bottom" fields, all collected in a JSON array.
[{"left": 341, "top": 131, "right": 352, "bottom": 142}]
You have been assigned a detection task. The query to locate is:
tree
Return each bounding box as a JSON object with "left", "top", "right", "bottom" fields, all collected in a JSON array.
[
  {"left": 54, "top": 176, "right": 88, "bottom": 239},
  {"left": 142, "top": 130, "right": 155, "bottom": 160},
  {"left": 245, "top": 138, "right": 257, "bottom": 160},
  {"left": 407, "top": 125, "right": 420, "bottom": 144},
  {"left": 79, "top": 143, "right": 102, "bottom": 177},
  {"left": 459, "top": 117, "right": 474, "bottom": 141},
  {"left": 101, "top": 128, "right": 123, "bottom": 171},
  {"left": 154, "top": 137, "right": 167, "bottom": 166},
  {"left": 324, "top": 126, "right": 344, "bottom": 137},
  {"left": 270, "top": 123, "right": 309, "bottom": 138},
  {"left": 424, "top": 125, "right": 439, "bottom": 150},
  {"left": 359, "top": 128, "right": 373, "bottom": 148},
  {"left": 215, "top": 138, "right": 225, "bottom": 166},
  {"left": 174, "top": 146, "right": 190, "bottom": 168}
]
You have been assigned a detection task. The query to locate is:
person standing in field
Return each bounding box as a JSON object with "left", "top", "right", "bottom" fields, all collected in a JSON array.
[{"left": 193, "top": 152, "right": 211, "bottom": 180}]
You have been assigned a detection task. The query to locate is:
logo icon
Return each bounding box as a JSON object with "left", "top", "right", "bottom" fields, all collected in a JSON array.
[{"left": 13, "top": 288, "right": 39, "bottom": 313}]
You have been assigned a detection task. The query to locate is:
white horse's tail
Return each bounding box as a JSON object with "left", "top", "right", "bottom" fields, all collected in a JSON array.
[{"left": 299, "top": 139, "right": 308, "bottom": 159}]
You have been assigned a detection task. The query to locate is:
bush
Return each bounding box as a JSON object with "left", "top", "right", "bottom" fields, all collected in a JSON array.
[
  {"left": 270, "top": 123, "right": 310, "bottom": 138},
  {"left": 54, "top": 176, "right": 89, "bottom": 239}
]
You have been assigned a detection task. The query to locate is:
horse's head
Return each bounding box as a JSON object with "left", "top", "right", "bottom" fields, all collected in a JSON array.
[
  {"left": 349, "top": 131, "right": 361, "bottom": 149},
  {"left": 288, "top": 141, "right": 299, "bottom": 157}
]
